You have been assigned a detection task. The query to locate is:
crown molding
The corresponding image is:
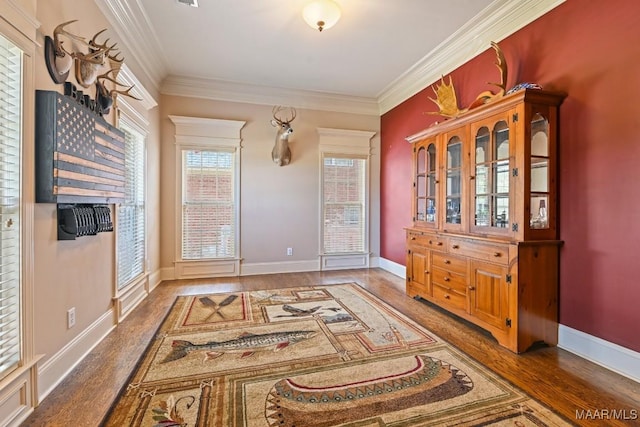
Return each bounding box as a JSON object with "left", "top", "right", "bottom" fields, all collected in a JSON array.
[
  {"left": 162, "top": 75, "right": 381, "bottom": 116},
  {"left": 94, "top": 0, "right": 168, "bottom": 91},
  {"left": 377, "top": 0, "right": 566, "bottom": 114}
]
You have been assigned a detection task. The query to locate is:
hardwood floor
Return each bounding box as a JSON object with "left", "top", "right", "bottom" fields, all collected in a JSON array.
[{"left": 23, "top": 269, "right": 639, "bottom": 426}]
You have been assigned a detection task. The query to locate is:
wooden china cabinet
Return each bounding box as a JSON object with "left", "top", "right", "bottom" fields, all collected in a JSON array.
[{"left": 405, "top": 89, "right": 566, "bottom": 353}]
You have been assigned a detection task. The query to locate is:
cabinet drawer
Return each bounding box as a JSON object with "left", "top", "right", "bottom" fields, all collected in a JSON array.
[
  {"left": 448, "top": 238, "right": 509, "bottom": 265},
  {"left": 407, "top": 232, "right": 447, "bottom": 251},
  {"left": 432, "top": 267, "right": 467, "bottom": 294},
  {"left": 432, "top": 253, "right": 467, "bottom": 275},
  {"left": 432, "top": 284, "right": 467, "bottom": 311}
]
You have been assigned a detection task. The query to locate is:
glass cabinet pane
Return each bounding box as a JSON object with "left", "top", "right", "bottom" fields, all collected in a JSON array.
[
  {"left": 530, "top": 113, "right": 550, "bottom": 229},
  {"left": 426, "top": 144, "right": 437, "bottom": 222},
  {"left": 417, "top": 146, "right": 426, "bottom": 174},
  {"left": 474, "top": 121, "right": 510, "bottom": 230},
  {"left": 446, "top": 136, "right": 462, "bottom": 224},
  {"left": 415, "top": 143, "right": 437, "bottom": 224},
  {"left": 475, "top": 195, "right": 490, "bottom": 226}
]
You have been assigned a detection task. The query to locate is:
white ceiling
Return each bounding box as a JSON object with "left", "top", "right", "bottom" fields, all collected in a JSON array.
[{"left": 97, "top": 0, "right": 564, "bottom": 114}]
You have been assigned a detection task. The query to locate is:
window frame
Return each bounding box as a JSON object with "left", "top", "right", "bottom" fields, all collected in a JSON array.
[
  {"left": 116, "top": 114, "right": 147, "bottom": 291},
  {"left": 170, "top": 116, "right": 245, "bottom": 279},
  {"left": 0, "top": 9, "right": 42, "bottom": 423},
  {"left": 321, "top": 153, "right": 369, "bottom": 255},
  {"left": 317, "top": 128, "right": 375, "bottom": 271}
]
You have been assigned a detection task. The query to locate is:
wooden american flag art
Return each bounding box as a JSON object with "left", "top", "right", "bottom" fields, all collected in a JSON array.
[{"left": 35, "top": 90, "right": 126, "bottom": 204}]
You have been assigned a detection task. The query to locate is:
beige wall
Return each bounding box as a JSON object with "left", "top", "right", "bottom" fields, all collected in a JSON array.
[
  {"left": 32, "top": 0, "right": 161, "bottom": 372},
  {"left": 160, "top": 95, "right": 380, "bottom": 272}
]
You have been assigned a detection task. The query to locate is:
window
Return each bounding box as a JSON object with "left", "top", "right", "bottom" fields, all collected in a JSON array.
[
  {"left": 181, "top": 149, "right": 235, "bottom": 259},
  {"left": 117, "top": 119, "right": 146, "bottom": 289},
  {"left": 0, "top": 33, "right": 22, "bottom": 378},
  {"left": 322, "top": 155, "right": 367, "bottom": 254},
  {"left": 170, "top": 115, "right": 244, "bottom": 278},
  {"left": 317, "top": 127, "right": 375, "bottom": 272}
]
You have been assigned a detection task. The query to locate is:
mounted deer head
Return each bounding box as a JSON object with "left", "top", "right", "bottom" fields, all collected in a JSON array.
[
  {"left": 51, "top": 20, "right": 87, "bottom": 77},
  {"left": 270, "top": 106, "right": 297, "bottom": 166},
  {"left": 75, "top": 29, "right": 118, "bottom": 88},
  {"left": 96, "top": 70, "right": 142, "bottom": 114}
]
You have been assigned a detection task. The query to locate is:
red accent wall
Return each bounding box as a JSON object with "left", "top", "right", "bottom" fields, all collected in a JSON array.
[{"left": 381, "top": 0, "right": 640, "bottom": 353}]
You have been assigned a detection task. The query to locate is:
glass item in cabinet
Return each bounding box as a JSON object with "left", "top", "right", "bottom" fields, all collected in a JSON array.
[
  {"left": 530, "top": 113, "right": 550, "bottom": 229},
  {"left": 446, "top": 136, "right": 462, "bottom": 224}
]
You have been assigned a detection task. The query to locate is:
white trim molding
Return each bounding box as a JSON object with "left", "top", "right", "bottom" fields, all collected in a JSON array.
[
  {"left": 377, "top": 0, "right": 566, "bottom": 113},
  {"left": 37, "top": 311, "right": 115, "bottom": 403},
  {"left": 162, "top": 75, "right": 380, "bottom": 116},
  {"left": 94, "top": 0, "right": 167, "bottom": 90},
  {"left": 318, "top": 128, "right": 377, "bottom": 156},
  {"left": 241, "top": 260, "right": 321, "bottom": 276},
  {"left": 558, "top": 325, "right": 640, "bottom": 383},
  {"left": 378, "top": 257, "right": 407, "bottom": 279},
  {"left": 318, "top": 128, "right": 376, "bottom": 271},
  {"left": 0, "top": 0, "right": 40, "bottom": 43},
  {"left": 117, "top": 64, "right": 158, "bottom": 116}
]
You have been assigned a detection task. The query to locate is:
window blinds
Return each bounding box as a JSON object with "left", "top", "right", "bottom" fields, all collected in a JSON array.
[
  {"left": 0, "top": 34, "right": 22, "bottom": 378},
  {"left": 117, "top": 121, "right": 145, "bottom": 289},
  {"left": 182, "top": 150, "right": 235, "bottom": 259},
  {"left": 322, "top": 157, "right": 366, "bottom": 254}
]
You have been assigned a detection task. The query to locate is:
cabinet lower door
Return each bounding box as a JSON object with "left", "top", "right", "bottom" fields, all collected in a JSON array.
[
  {"left": 408, "top": 249, "right": 430, "bottom": 297},
  {"left": 469, "top": 261, "right": 509, "bottom": 330}
]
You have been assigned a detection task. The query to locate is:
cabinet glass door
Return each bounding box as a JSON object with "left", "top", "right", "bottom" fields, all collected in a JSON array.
[
  {"left": 446, "top": 136, "right": 462, "bottom": 225},
  {"left": 415, "top": 143, "right": 437, "bottom": 225},
  {"left": 474, "top": 121, "right": 510, "bottom": 230},
  {"left": 530, "top": 113, "right": 550, "bottom": 229}
]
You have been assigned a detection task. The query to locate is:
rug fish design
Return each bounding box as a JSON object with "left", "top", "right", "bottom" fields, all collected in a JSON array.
[{"left": 161, "top": 330, "right": 317, "bottom": 363}]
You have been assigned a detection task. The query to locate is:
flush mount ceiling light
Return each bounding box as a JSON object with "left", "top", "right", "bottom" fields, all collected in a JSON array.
[{"left": 303, "top": 0, "right": 341, "bottom": 32}]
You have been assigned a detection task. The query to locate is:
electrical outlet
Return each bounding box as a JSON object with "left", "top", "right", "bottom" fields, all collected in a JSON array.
[
  {"left": 67, "top": 307, "right": 76, "bottom": 329},
  {"left": 287, "top": 247, "right": 293, "bottom": 256}
]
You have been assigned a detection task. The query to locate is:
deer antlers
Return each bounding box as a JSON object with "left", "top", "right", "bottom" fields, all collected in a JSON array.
[
  {"left": 97, "top": 70, "right": 142, "bottom": 100},
  {"left": 272, "top": 106, "right": 297, "bottom": 124},
  {"left": 46, "top": 20, "right": 141, "bottom": 113}
]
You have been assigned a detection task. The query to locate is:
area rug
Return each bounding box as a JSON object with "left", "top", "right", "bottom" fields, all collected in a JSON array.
[{"left": 102, "top": 283, "right": 571, "bottom": 426}]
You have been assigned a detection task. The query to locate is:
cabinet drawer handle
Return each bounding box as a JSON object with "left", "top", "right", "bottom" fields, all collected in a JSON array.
[
  {"left": 443, "top": 277, "right": 450, "bottom": 282},
  {"left": 452, "top": 244, "right": 460, "bottom": 249},
  {"left": 428, "top": 240, "right": 433, "bottom": 244},
  {"left": 444, "top": 294, "right": 450, "bottom": 299},
  {"left": 425, "top": 270, "right": 429, "bottom": 274},
  {"left": 436, "top": 242, "right": 443, "bottom": 246},
  {"left": 410, "top": 236, "right": 416, "bottom": 240},
  {"left": 470, "top": 175, "right": 475, "bottom": 180},
  {"left": 444, "top": 259, "right": 451, "bottom": 264},
  {"left": 493, "top": 252, "right": 502, "bottom": 257},
  {"left": 468, "top": 286, "right": 475, "bottom": 290}
]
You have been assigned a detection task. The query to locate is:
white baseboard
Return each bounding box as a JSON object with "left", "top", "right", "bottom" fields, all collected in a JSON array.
[
  {"left": 148, "top": 268, "right": 162, "bottom": 291},
  {"left": 37, "top": 310, "right": 115, "bottom": 402},
  {"left": 378, "top": 257, "right": 406, "bottom": 279},
  {"left": 558, "top": 325, "right": 640, "bottom": 383},
  {"left": 241, "top": 260, "right": 320, "bottom": 276},
  {"left": 160, "top": 267, "right": 175, "bottom": 282}
]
